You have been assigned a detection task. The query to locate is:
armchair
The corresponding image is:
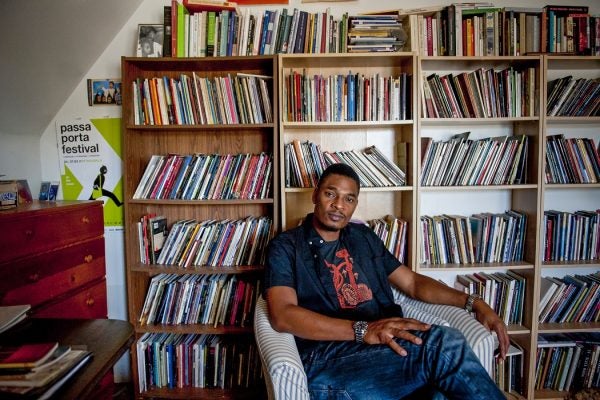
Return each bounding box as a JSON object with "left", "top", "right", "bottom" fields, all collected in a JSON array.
[{"left": 254, "top": 289, "right": 497, "bottom": 400}]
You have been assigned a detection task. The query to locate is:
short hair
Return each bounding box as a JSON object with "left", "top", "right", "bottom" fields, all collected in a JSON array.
[{"left": 317, "top": 163, "right": 360, "bottom": 191}]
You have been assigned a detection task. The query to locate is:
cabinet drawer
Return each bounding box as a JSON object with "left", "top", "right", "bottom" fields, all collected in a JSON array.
[
  {"left": 0, "top": 203, "right": 104, "bottom": 264},
  {"left": 0, "top": 244, "right": 106, "bottom": 307},
  {"left": 33, "top": 279, "right": 108, "bottom": 319},
  {"left": 0, "top": 237, "right": 105, "bottom": 296}
]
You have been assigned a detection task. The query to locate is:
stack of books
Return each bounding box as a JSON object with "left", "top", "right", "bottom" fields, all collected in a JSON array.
[
  {"left": 347, "top": 15, "right": 407, "bottom": 52},
  {"left": 0, "top": 342, "right": 92, "bottom": 399}
]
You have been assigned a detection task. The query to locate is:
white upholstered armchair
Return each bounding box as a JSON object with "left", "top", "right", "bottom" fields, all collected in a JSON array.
[{"left": 254, "top": 289, "right": 497, "bottom": 400}]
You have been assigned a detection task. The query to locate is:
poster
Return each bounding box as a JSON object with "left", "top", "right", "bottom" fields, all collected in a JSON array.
[{"left": 56, "top": 118, "right": 123, "bottom": 227}]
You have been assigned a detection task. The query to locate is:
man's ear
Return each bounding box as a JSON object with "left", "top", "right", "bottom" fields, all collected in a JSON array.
[{"left": 311, "top": 187, "right": 318, "bottom": 204}]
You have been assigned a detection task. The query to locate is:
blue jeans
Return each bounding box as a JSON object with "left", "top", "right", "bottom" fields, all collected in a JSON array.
[{"left": 299, "top": 325, "right": 505, "bottom": 400}]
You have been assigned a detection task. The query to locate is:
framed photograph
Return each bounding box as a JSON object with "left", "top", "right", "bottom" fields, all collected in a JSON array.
[
  {"left": 87, "top": 79, "right": 122, "bottom": 106},
  {"left": 137, "top": 24, "right": 164, "bottom": 57}
]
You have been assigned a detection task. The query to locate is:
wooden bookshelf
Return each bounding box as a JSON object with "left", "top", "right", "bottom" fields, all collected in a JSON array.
[
  {"left": 121, "top": 56, "right": 277, "bottom": 398},
  {"left": 121, "top": 51, "right": 598, "bottom": 399}
]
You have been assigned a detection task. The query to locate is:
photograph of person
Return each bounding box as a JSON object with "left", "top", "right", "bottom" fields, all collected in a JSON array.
[{"left": 137, "top": 24, "right": 163, "bottom": 57}]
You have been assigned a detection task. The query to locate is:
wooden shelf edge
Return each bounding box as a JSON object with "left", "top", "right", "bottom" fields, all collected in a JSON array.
[
  {"left": 418, "top": 262, "right": 535, "bottom": 271},
  {"left": 127, "top": 198, "right": 274, "bottom": 205},
  {"left": 130, "top": 264, "right": 264, "bottom": 275},
  {"left": 538, "top": 322, "right": 600, "bottom": 333},
  {"left": 134, "top": 323, "right": 254, "bottom": 335},
  {"left": 138, "top": 386, "right": 265, "bottom": 399}
]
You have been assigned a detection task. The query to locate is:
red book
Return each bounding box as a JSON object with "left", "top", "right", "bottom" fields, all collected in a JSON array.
[
  {"left": 183, "top": 0, "right": 237, "bottom": 13},
  {"left": 0, "top": 343, "right": 58, "bottom": 369}
]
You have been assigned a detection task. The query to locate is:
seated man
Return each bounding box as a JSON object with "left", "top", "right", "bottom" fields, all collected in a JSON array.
[{"left": 264, "top": 163, "right": 509, "bottom": 399}]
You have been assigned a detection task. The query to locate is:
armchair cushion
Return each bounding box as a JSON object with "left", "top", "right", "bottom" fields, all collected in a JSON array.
[{"left": 254, "top": 292, "right": 496, "bottom": 400}]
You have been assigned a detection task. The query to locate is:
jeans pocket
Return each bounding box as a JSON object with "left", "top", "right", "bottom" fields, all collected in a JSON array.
[{"left": 309, "top": 388, "right": 352, "bottom": 400}]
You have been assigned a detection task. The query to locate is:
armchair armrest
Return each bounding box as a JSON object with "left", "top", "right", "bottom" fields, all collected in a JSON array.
[
  {"left": 393, "top": 289, "right": 496, "bottom": 376},
  {"left": 254, "top": 295, "right": 310, "bottom": 400}
]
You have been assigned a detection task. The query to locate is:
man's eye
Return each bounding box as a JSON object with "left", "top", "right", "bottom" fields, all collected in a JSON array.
[
  {"left": 346, "top": 197, "right": 355, "bottom": 203},
  {"left": 325, "top": 191, "right": 335, "bottom": 198}
]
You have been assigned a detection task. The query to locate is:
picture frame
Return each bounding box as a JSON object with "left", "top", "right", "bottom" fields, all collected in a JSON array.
[
  {"left": 137, "top": 24, "right": 164, "bottom": 58},
  {"left": 87, "top": 79, "right": 122, "bottom": 106}
]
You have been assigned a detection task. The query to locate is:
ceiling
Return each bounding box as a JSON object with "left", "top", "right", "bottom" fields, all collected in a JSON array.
[{"left": 0, "top": 0, "right": 143, "bottom": 137}]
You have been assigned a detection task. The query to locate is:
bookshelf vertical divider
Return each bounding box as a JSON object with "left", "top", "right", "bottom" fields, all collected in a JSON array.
[{"left": 122, "top": 56, "right": 278, "bottom": 399}]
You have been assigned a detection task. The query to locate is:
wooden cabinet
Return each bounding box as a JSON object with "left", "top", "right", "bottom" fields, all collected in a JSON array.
[
  {"left": 121, "top": 56, "right": 277, "bottom": 399},
  {"left": 0, "top": 200, "right": 107, "bottom": 319}
]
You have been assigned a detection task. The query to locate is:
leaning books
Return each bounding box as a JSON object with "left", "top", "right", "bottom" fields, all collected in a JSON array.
[{"left": 0, "top": 348, "right": 92, "bottom": 399}]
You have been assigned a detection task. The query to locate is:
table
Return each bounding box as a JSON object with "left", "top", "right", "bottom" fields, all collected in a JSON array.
[{"left": 0, "top": 318, "right": 134, "bottom": 399}]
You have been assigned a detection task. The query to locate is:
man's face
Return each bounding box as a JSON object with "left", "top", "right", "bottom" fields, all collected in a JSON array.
[{"left": 312, "top": 173, "right": 359, "bottom": 240}]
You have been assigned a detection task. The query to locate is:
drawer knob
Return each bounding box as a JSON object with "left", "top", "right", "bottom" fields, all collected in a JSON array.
[
  {"left": 24, "top": 229, "right": 34, "bottom": 238},
  {"left": 84, "top": 254, "right": 93, "bottom": 263},
  {"left": 28, "top": 273, "right": 39, "bottom": 282},
  {"left": 86, "top": 297, "right": 95, "bottom": 306},
  {"left": 81, "top": 216, "right": 90, "bottom": 224}
]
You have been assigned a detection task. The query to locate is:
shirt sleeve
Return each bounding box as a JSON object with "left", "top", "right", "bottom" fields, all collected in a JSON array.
[
  {"left": 362, "top": 225, "right": 405, "bottom": 276},
  {"left": 263, "top": 233, "right": 297, "bottom": 292}
]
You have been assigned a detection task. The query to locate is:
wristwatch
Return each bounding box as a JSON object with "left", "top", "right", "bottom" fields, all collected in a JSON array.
[
  {"left": 464, "top": 293, "right": 483, "bottom": 312},
  {"left": 352, "top": 321, "right": 369, "bottom": 344}
]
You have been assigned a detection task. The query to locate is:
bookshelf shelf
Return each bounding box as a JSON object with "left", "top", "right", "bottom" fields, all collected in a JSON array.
[
  {"left": 122, "top": 55, "right": 278, "bottom": 397},
  {"left": 538, "top": 322, "right": 600, "bottom": 334},
  {"left": 282, "top": 120, "right": 415, "bottom": 128},
  {"left": 421, "top": 117, "right": 541, "bottom": 124},
  {"left": 419, "top": 184, "right": 539, "bottom": 191},
  {"left": 126, "top": 123, "right": 276, "bottom": 130},
  {"left": 131, "top": 264, "right": 264, "bottom": 275},
  {"left": 418, "top": 262, "right": 536, "bottom": 271},
  {"left": 138, "top": 387, "right": 264, "bottom": 400},
  {"left": 134, "top": 323, "right": 254, "bottom": 335},
  {"left": 128, "top": 199, "right": 275, "bottom": 206},
  {"left": 284, "top": 186, "right": 412, "bottom": 193}
]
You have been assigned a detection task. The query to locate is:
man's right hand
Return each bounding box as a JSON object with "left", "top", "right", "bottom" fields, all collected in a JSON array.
[{"left": 364, "top": 318, "right": 431, "bottom": 356}]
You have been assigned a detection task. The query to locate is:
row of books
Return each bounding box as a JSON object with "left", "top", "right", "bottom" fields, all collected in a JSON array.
[
  {"left": 405, "top": 4, "right": 599, "bottom": 56},
  {"left": 494, "top": 342, "right": 524, "bottom": 395},
  {"left": 454, "top": 271, "right": 526, "bottom": 325},
  {"left": 284, "top": 140, "right": 406, "bottom": 188},
  {"left": 420, "top": 210, "right": 527, "bottom": 265},
  {"left": 283, "top": 70, "right": 412, "bottom": 122},
  {"left": 538, "top": 273, "right": 600, "bottom": 324},
  {"left": 136, "top": 332, "right": 262, "bottom": 391},
  {"left": 545, "top": 135, "right": 600, "bottom": 184},
  {"left": 133, "top": 152, "right": 272, "bottom": 201},
  {"left": 140, "top": 216, "right": 273, "bottom": 268},
  {"left": 547, "top": 76, "right": 600, "bottom": 117},
  {"left": 535, "top": 332, "right": 600, "bottom": 391},
  {"left": 166, "top": 3, "right": 353, "bottom": 57},
  {"left": 0, "top": 341, "right": 92, "bottom": 399},
  {"left": 421, "top": 67, "right": 537, "bottom": 118},
  {"left": 367, "top": 215, "right": 408, "bottom": 264},
  {"left": 139, "top": 273, "right": 258, "bottom": 327},
  {"left": 132, "top": 72, "right": 272, "bottom": 126},
  {"left": 543, "top": 210, "right": 600, "bottom": 263},
  {"left": 420, "top": 133, "right": 529, "bottom": 186}
]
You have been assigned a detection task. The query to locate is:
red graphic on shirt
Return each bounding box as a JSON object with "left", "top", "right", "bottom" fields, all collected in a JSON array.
[{"left": 324, "top": 248, "right": 373, "bottom": 308}]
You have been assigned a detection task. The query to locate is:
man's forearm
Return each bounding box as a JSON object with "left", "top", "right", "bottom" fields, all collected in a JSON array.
[{"left": 266, "top": 287, "right": 355, "bottom": 341}]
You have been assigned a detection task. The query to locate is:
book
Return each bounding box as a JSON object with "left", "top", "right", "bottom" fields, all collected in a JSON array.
[
  {"left": 183, "top": 0, "right": 237, "bottom": 13},
  {"left": 0, "top": 306, "right": 30, "bottom": 335},
  {"left": 0, "top": 343, "right": 59, "bottom": 370},
  {"left": 38, "top": 181, "right": 50, "bottom": 201}
]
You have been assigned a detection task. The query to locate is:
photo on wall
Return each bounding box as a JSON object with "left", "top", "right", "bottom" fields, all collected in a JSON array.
[{"left": 87, "top": 79, "right": 122, "bottom": 106}]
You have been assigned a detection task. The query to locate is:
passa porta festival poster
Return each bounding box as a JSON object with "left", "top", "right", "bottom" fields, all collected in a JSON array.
[{"left": 56, "top": 118, "right": 123, "bottom": 227}]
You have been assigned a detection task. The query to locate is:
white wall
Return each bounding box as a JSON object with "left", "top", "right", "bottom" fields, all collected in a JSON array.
[{"left": 36, "top": 0, "right": 599, "bottom": 382}]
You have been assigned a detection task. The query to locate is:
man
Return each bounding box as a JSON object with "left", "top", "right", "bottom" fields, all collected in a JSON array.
[{"left": 264, "top": 163, "right": 509, "bottom": 399}]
